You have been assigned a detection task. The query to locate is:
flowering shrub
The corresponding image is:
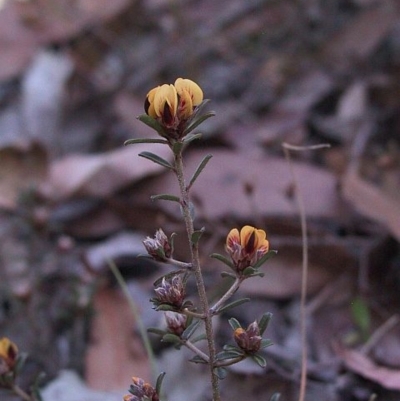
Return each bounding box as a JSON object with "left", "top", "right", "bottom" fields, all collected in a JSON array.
[{"left": 123, "top": 78, "right": 277, "bottom": 401}]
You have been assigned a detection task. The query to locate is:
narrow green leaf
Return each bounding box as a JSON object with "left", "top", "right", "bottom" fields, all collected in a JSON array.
[
  {"left": 162, "top": 333, "right": 181, "bottom": 344},
  {"left": 137, "top": 114, "right": 168, "bottom": 137},
  {"left": 210, "top": 253, "right": 234, "bottom": 269},
  {"left": 251, "top": 354, "right": 267, "bottom": 368},
  {"left": 15, "top": 352, "right": 28, "bottom": 375},
  {"left": 187, "top": 99, "right": 210, "bottom": 122},
  {"left": 217, "top": 298, "right": 250, "bottom": 314},
  {"left": 184, "top": 111, "right": 216, "bottom": 135},
  {"left": 182, "top": 132, "right": 203, "bottom": 144},
  {"left": 252, "top": 250, "right": 278, "bottom": 269},
  {"left": 214, "top": 367, "right": 228, "bottom": 380},
  {"left": 31, "top": 372, "right": 46, "bottom": 401},
  {"left": 124, "top": 138, "right": 168, "bottom": 146},
  {"left": 269, "top": 393, "right": 281, "bottom": 401},
  {"left": 188, "top": 154, "right": 213, "bottom": 189},
  {"left": 191, "top": 227, "right": 205, "bottom": 245},
  {"left": 191, "top": 333, "right": 207, "bottom": 343},
  {"left": 242, "top": 266, "right": 257, "bottom": 276},
  {"left": 182, "top": 320, "right": 201, "bottom": 340},
  {"left": 258, "top": 312, "right": 273, "bottom": 335},
  {"left": 189, "top": 355, "right": 208, "bottom": 364},
  {"left": 216, "top": 350, "right": 243, "bottom": 360},
  {"left": 139, "top": 151, "right": 174, "bottom": 170},
  {"left": 221, "top": 271, "right": 237, "bottom": 279},
  {"left": 155, "top": 372, "right": 166, "bottom": 395},
  {"left": 228, "top": 317, "right": 242, "bottom": 331},
  {"left": 223, "top": 344, "right": 240, "bottom": 351},
  {"left": 155, "top": 304, "right": 178, "bottom": 312},
  {"left": 150, "top": 193, "right": 180, "bottom": 202},
  {"left": 147, "top": 328, "right": 167, "bottom": 336},
  {"left": 260, "top": 339, "right": 273, "bottom": 349},
  {"left": 351, "top": 296, "right": 371, "bottom": 338}
]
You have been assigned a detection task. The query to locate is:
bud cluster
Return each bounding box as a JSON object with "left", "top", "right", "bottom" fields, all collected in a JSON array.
[{"left": 124, "top": 376, "right": 159, "bottom": 401}]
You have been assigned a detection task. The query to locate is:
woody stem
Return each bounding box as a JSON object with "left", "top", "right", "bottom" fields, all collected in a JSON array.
[{"left": 173, "top": 148, "right": 220, "bottom": 401}]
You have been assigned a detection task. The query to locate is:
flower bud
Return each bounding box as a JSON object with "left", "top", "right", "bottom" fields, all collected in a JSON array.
[
  {"left": 143, "top": 229, "right": 172, "bottom": 262},
  {"left": 234, "top": 321, "right": 262, "bottom": 354},
  {"left": 153, "top": 275, "right": 185, "bottom": 310},
  {"left": 124, "top": 376, "right": 159, "bottom": 401},
  {"left": 165, "top": 311, "right": 187, "bottom": 336}
]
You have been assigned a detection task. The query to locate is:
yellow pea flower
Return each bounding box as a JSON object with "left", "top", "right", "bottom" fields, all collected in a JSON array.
[
  {"left": 226, "top": 225, "right": 269, "bottom": 271},
  {"left": 0, "top": 337, "right": 18, "bottom": 372},
  {"left": 144, "top": 78, "right": 203, "bottom": 131}
]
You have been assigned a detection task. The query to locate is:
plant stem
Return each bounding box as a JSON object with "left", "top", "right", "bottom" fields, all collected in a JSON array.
[
  {"left": 12, "top": 384, "right": 33, "bottom": 401},
  {"left": 183, "top": 340, "right": 210, "bottom": 362},
  {"left": 210, "top": 277, "right": 242, "bottom": 315},
  {"left": 174, "top": 149, "right": 220, "bottom": 401}
]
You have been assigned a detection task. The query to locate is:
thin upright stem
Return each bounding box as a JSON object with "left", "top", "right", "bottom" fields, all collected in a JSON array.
[
  {"left": 174, "top": 149, "right": 220, "bottom": 401},
  {"left": 210, "top": 277, "right": 242, "bottom": 315},
  {"left": 11, "top": 384, "right": 33, "bottom": 401}
]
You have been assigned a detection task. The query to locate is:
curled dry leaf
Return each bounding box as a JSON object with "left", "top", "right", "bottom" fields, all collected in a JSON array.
[
  {"left": 41, "top": 144, "right": 173, "bottom": 201},
  {"left": 342, "top": 167, "right": 400, "bottom": 241},
  {"left": 336, "top": 346, "right": 400, "bottom": 391}
]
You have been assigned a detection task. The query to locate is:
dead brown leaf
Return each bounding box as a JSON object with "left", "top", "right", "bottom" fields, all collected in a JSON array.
[
  {"left": 342, "top": 167, "right": 400, "bottom": 241},
  {"left": 337, "top": 346, "right": 400, "bottom": 391},
  {"left": 42, "top": 144, "right": 173, "bottom": 201},
  {"left": 85, "top": 286, "right": 151, "bottom": 390},
  {"left": 137, "top": 150, "right": 343, "bottom": 222},
  {"left": 240, "top": 243, "right": 355, "bottom": 299},
  {"left": 0, "top": 0, "right": 132, "bottom": 81},
  {"left": 321, "top": 6, "right": 397, "bottom": 68}
]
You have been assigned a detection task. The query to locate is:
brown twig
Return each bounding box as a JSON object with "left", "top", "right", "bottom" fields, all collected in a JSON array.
[{"left": 282, "top": 142, "right": 330, "bottom": 401}]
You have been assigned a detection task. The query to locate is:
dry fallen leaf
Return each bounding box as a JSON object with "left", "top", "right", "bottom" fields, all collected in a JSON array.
[
  {"left": 0, "top": 0, "right": 132, "bottom": 81},
  {"left": 42, "top": 144, "right": 173, "bottom": 201},
  {"left": 85, "top": 286, "right": 151, "bottom": 390},
  {"left": 137, "top": 150, "right": 343, "bottom": 222},
  {"left": 321, "top": 6, "right": 397, "bottom": 68},
  {"left": 342, "top": 167, "right": 400, "bottom": 241},
  {"left": 240, "top": 243, "right": 355, "bottom": 298},
  {"left": 337, "top": 346, "right": 400, "bottom": 391}
]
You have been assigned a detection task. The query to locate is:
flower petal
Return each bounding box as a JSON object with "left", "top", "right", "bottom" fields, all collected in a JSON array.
[
  {"left": 226, "top": 228, "right": 240, "bottom": 249},
  {"left": 154, "top": 84, "right": 178, "bottom": 118},
  {"left": 175, "top": 78, "right": 203, "bottom": 106},
  {"left": 178, "top": 88, "right": 194, "bottom": 119},
  {"left": 240, "top": 225, "right": 256, "bottom": 249}
]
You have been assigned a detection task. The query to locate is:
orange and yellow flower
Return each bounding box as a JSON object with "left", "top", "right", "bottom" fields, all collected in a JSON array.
[
  {"left": 144, "top": 78, "right": 203, "bottom": 129},
  {"left": 0, "top": 337, "right": 18, "bottom": 373},
  {"left": 226, "top": 225, "right": 269, "bottom": 271}
]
